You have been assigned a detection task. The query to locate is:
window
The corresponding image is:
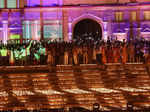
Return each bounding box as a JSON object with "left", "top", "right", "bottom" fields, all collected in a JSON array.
[
  {"left": 43, "top": 20, "right": 62, "bottom": 39},
  {"left": 144, "top": 11, "right": 150, "bottom": 20},
  {"left": 27, "top": 0, "right": 61, "bottom": 7},
  {"left": 0, "top": 0, "right": 24, "bottom": 8},
  {"left": 0, "top": 0, "right": 5, "bottom": 8},
  {"left": 131, "top": 11, "right": 137, "bottom": 21},
  {"left": 23, "top": 21, "right": 32, "bottom": 39},
  {"left": 9, "top": 22, "right": 21, "bottom": 40},
  {"left": 7, "top": 0, "right": 17, "bottom": 8},
  {"left": 23, "top": 21, "right": 41, "bottom": 40},
  {"left": 115, "top": 12, "right": 123, "bottom": 22}
]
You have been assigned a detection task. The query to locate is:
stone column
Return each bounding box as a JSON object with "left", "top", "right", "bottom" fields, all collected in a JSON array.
[
  {"left": 68, "top": 22, "right": 72, "bottom": 41},
  {"left": 2, "top": 21, "right": 8, "bottom": 44},
  {"left": 125, "top": 28, "right": 129, "bottom": 41},
  {"left": 137, "top": 9, "right": 141, "bottom": 38},
  {"left": 62, "top": 9, "right": 69, "bottom": 42},
  {"left": 4, "top": 0, "right": 7, "bottom": 8},
  {"left": 40, "top": 11, "right": 43, "bottom": 40},
  {"left": 20, "top": 9, "right": 24, "bottom": 44},
  {"left": 103, "top": 22, "right": 108, "bottom": 41},
  {"left": 108, "top": 17, "right": 112, "bottom": 39},
  {"left": 31, "top": 21, "right": 34, "bottom": 39},
  {"left": 19, "top": 0, "right": 25, "bottom": 8}
]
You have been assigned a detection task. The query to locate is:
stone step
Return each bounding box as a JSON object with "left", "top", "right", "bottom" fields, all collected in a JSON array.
[{"left": 0, "top": 64, "right": 150, "bottom": 111}]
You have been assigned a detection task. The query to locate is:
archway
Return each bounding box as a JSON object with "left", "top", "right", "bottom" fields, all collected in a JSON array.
[{"left": 73, "top": 19, "right": 102, "bottom": 41}]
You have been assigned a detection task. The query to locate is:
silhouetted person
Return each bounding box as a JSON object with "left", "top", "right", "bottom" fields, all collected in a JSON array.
[
  {"left": 93, "top": 103, "right": 101, "bottom": 112},
  {"left": 127, "top": 102, "right": 133, "bottom": 111}
]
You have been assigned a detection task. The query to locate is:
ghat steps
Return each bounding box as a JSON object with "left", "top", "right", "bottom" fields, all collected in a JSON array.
[{"left": 0, "top": 64, "right": 150, "bottom": 111}]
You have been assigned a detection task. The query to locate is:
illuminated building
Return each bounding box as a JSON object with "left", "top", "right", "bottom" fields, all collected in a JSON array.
[
  {"left": 1, "top": 1, "right": 150, "bottom": 110},
  {"left": 0, "top": 0, "right": 150, "bottom": 42}
]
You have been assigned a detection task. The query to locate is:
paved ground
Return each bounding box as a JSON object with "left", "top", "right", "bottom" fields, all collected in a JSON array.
[{"left": 0, "top": 64, "right": 150, "bottom": 111}]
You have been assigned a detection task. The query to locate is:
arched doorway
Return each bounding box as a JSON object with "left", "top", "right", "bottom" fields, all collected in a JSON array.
[{"left": 73, "top": 19, "right": 102, "bottom": 41}]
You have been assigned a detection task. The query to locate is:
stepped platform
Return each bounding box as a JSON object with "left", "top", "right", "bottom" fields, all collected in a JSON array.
[{"left": 0, "top": 64, "right": 150, "bottom": 111}]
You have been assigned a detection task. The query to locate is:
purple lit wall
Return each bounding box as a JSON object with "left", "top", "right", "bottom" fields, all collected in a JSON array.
[
  {"left": 0, "top": 1, "right": 150, "bottom": 42},
  {"left": 27, "top": 0, "right": 63, "bottom": 6},
  {"left": 43, "top": 12, "right": 62, "bottom": 20},
  {"left": 1, "top": 12, "right": 8, "bottom": 20},
  {"left": 25, "top": 12, "right": 40, "bottom": 20},
  {"left": 27, "top": 0, "right": 40, "bottom": 7},
  {"left": 43, "top": 0, "right": 58, "bottom": 6}
]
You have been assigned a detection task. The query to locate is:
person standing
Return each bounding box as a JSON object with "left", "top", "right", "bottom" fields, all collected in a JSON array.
[
  {"left": 1, "top": 47, "right": 8, "bottom": 65},
  {"left": 20, "top": 45, "right": 27, "bottom": 65},
  {"left": 107, "top": 46, "right": 113, "bottom": 63},
  {"left": 102, "top": 44, "right": 107, "bottom": 64},
  {"left": 93, "top": 45, "right": 97, "bottom": 64},
  {"left": 73, "top": 46, "right": 78, "bottom": 65},
  {"left": 122, "top": 44, "right": 127, "bottom": 64},
  {"left": 14, "top": 48, "right": 20, "bottom": 65},
  {"left": 64, "top": 47, "right": 69, "bottom": 65},
  {"left": 83, "top": 45, "right": 88, "bottom": 64},
  {"left": 146, "top": 50, "right": 150, "bottom": 64},
  {"left": 78, "top": 45, "right": 83, "bottom": 64},
  {"left": 96, "top": 45, "right": 102, "bottom": 64},
  {"left": 47, "top": 50, "right": 53, "bottom": 66},
  {"left": 26, "top": 40, "right": 32, "bottom": 65},
  {"left": 39, "top": 44, "right": 46, "bottom": 65},
  {"left": 68, "top": 43, "right": 73, "bottom": 64},
  {"left": 128, "top": 43, "right": 135, "bottom": 63},
  {"left": 113, "top": 45, "right": 120, "bottom": 63},
  {"left": 9, "top": 48, "right": 14, "bottom": 66}
]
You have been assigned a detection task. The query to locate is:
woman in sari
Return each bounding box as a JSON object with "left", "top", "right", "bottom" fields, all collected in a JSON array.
[
  {"left": 83, "top": 46, "right": 88, "bottom": 64},
  {"left": 113, "top": 45, "right": 120, "bottom": 63},
  {"left": 73, "top": 46, "right": 78, "bottom": 65},
  {"left": 122, "top": 44, "right": 127, "bottom": 64},
  {"left": 64, "top": 48, "right": 69, "bottom": 65},
  {"left": 9, "top": 48, "right": 14, "bottom": 66},
  {"left": 92, "top": 46, "right": 97, "bottom": 64},
  {"left": 47, "top": 50, "right": 53, "bottom": 65},
  {"left": 102, "top": 44, "right": 107, "bottom": 64}
]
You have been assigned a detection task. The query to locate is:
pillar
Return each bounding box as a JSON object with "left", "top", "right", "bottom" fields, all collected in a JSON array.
[
  {"left": 125, "top": 28, "right": 129, "bottom": 41},
  {"left": 137, "top": 8, "right": 141, "bottom": 38},
  {"left": 4, "top": 0, "right": 7, "bottom": 8},
  {"left": 20, "top": 9, "right": 24, "bottom": 43},
  {"left": 103, "top": 22, "right": 108, "bottom": 41},
  {"left": 68, "top": 22, "right": 72, "bottom": 41},
  {"left": 62, "top": 9, "right": 69, "bottom": 41},
  {"left": 19, "top": 0, "right": 25, "bottom": 8},
  {"left": 108, "top": 16, "right": 113, "bottom": 39},
  {"left": 40, "top": 11, "right": 43, "bottom": 40},
  {"left": 2, "top": 21, "right": 8, "bottom": 44}
]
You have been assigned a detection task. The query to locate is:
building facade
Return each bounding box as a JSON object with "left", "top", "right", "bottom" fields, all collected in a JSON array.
[{"left": 0, "top": 0, "right": 150, "bottom": 43}]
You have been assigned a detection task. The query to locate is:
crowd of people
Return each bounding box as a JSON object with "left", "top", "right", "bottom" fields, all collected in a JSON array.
[{"left": 0, "top": 37, "right": 149, "bottom": 66}]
